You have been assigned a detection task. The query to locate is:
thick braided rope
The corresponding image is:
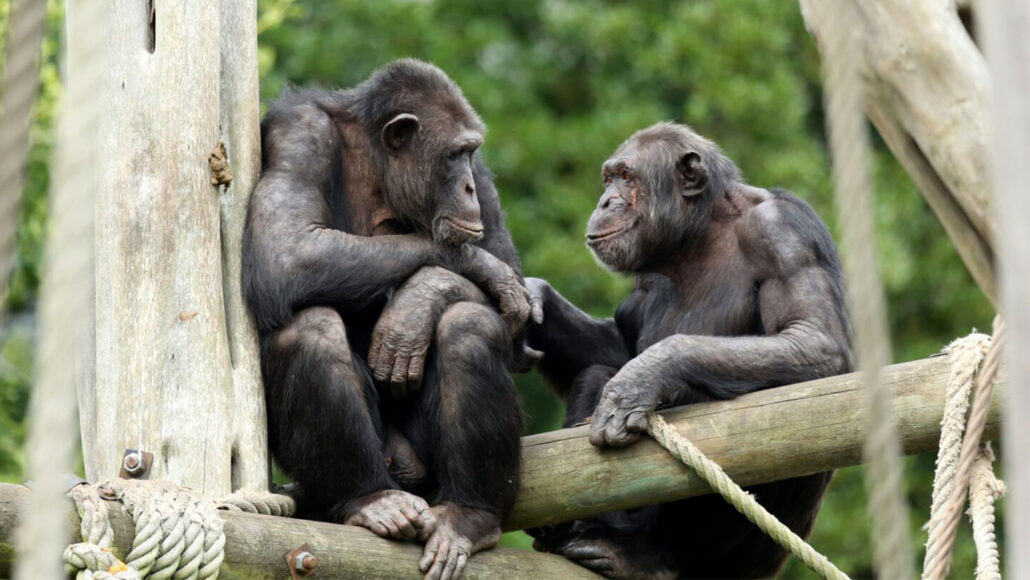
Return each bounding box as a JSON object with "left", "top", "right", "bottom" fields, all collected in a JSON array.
[
  {"left": 65, "top": 484, "right": 137, "bottom": 580},
  {"left": 0, "top": 0, "right": 45, "bottom": 307},
  {"left": 216, "top": 489, "right": 296, "bottom": 516},
  {"left": 63, "top": 543, "right": 140, "bottom": 580},
  {"left": 813, "top": 1, "right": 915, "bottom": 577},
  {"left": 967, "top": 444, "right": 1005, "bottom": 580},
  {"left": 99, "top": 478, "right": 227, "bottom": 580},
  {"left": 922, "top": 332, "right": 990, "bottom": 576},
  {"left": 924, "top": 317, "right": 1005, "bottom": 580},
  {"left": 646, "top": 412, "right": 849, "bottom": 580}
]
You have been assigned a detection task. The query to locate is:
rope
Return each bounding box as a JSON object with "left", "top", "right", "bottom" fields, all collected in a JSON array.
[
  {"left": 215, "top": 489, "right": 296, "bottom": 516},
  {"left": 813, "top": 1, "right": 915, "bottom": 577},
  {"left": 645, "top": 412, "right": 849, "bottom": 580},
  {"left": 923, "top": 318, "right": 1006, "bottom": 580},
  {"left": 0, "top": 0, "right": 45, "bottom": 310},
  {"left": 14, "top": 0, "right": 102, "bottom": 577}
]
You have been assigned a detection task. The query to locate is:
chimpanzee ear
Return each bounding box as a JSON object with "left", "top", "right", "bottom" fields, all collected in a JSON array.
[
  {"left": 382, "top": 113, "right": 421, "bottom": 154},
  {"left": 677, "top": 151, "right": 707, "bottom": 197}
]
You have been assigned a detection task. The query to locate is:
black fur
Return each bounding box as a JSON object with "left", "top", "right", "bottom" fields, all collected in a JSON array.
[
  {"left": 527, "top": 122, "right": 852, "bottom": 578},
  {"left": 242, "top": 59, "right": 523, "bottom": 535}
]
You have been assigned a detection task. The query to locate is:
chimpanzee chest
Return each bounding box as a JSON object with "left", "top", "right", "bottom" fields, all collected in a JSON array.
[{"left": 619, "top": 263, "right": 762, "bottom": 356}]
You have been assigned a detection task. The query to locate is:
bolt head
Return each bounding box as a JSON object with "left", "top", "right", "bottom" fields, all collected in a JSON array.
[
  {"left": 294, "top": 551, "right": 317, "bottom": 573},
  {"left": 123, "top": 452, "right": 143, "bottom": 474}
]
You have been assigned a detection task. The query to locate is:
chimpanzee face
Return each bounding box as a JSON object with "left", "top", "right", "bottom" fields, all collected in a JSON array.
[
  {"left": 381, "top": 112, "right": 485, "bottom": 246},
  {"left": 587, "top": 138, "right": 709, "bottom": 272}
]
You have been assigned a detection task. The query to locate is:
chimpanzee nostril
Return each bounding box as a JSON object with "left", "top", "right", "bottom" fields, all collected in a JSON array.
[
  {"left": 466, "top": 183, "right": 475, "bottom": 195},
  {"left": 601, "top": 197, "right": 612, "bottom": 210}
]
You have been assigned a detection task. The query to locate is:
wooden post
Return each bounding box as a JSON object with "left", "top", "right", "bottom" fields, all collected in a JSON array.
[
  {"left": 979, "top": 3, "right": 1030, "bottom": 577},
  {"left": 76, "top": 0, "right": 267, "bottom": 494},
  {"left": 800, "top": 0, "right": 998, "bottom": 305}
]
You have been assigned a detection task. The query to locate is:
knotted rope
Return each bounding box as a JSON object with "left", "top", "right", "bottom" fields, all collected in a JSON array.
[
  {"left": 645, "top": 412, "right": 849, "bottom": 580},
  {"left": 61, "top": 479, "right": 293, "bottom": 579},
  {"left": 923, "top": 319, "right": 1006, "bottom": 580}
]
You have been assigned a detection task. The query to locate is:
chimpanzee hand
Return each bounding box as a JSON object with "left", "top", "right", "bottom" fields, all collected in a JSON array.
[
  {"left": 452, "top": 245, "right": 534, "bottom": 338},
  {"left": 589, "top": 345, "right": 675, "bottom": 447},
  {"left": 369, "top": 277, "right": 444, "bottom": 398}
]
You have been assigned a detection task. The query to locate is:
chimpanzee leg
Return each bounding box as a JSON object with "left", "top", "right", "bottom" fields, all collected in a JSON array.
[
  {"left": 262, "top": 306, "right": 431, "bottom": 540},
  {"left": 398, "top": 302, "right": 523, "bottom": 579}
]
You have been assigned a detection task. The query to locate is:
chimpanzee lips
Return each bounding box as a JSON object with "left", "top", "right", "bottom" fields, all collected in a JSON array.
[
  {"left": 586, "top": 226, "right": 631, "bottom": 245},
  {"left": 443, "top": 217, "right": 484, "bottom": 236}
]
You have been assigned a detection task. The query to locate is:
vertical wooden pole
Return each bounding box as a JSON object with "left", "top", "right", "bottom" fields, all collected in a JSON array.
[
  {"left": 979, "top": 2, "right": 1030, "bottom": 578},
  {"left": 77, "top": 0, "right": 267, "bottom": 495}
]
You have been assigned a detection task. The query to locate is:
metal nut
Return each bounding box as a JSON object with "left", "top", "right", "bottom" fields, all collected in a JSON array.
[
  {"left": 294, "top": 551, "right": 317, "bottom": 574},
  {"left": 122, "top": 452, "right": 144, "bottom": 475}
]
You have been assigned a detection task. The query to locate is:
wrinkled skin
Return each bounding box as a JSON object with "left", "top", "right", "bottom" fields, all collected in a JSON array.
[
  {"left": 527, "top": 123, "right": 852, "bottom": 578},
  {"left": 243, "top": 60, "right": 531, "bottom": 579}
]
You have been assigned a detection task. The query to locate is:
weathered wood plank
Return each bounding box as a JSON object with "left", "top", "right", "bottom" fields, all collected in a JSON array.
[
  {"left": 0, "top": 483, "right": 597, "bottom": 579},
  {"left": 800, "top": 0, "right": 998, "bottom": 305},
  {"left": 508, "top": 356, "right": 1003, "bottom": 529},
  {"left": 2, "top": 355, "right": 1001, "bottom": 576}
]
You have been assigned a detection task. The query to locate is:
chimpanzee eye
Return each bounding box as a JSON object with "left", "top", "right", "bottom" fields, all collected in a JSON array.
[
  {"left": 622, "top": 170, "right": 632, "bottom": 182},
  {"left": 604, "top": 174, "right": 613, "bottom": 185}
]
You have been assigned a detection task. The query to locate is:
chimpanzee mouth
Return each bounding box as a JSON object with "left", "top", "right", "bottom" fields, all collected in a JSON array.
[
  {"left": 443, "top": 217, "right": 484, "bottom": 236},
  {"left": 586, "top": 225, "right": 632, "bottom": 245}
]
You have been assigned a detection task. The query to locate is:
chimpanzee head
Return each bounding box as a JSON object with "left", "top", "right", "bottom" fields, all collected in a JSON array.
[
  {"left": 354, "top": 59, "right": 487, "bottom": 246},
  {"left": 586, "top": 122, "right": 742, "bottom": 272}
]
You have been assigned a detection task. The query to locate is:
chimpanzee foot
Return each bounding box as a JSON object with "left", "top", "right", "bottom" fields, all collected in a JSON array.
[
  {"left": 559, "top": 535, "right": 676, "bottom": 579},
  {"left": 419, "top": 502, "right": 501, "bottom": 580},
  {"left": 339, "top": 489, "right": 435, "bottom": 541}
]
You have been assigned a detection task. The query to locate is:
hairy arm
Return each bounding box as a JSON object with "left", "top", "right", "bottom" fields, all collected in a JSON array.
[
  {"left": 590, "top": 196, "right": 852, "bottom": 446},
  {"left": 525, "top": 278, "right": 631, "bottom": 398}
]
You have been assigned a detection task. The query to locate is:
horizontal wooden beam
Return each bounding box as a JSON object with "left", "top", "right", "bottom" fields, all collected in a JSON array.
[
  {"left": 0, "top": 483, "right": 597, "bottom": 579},
  {"left": 0, "top": 354, "right": 1001, "bottom": 576},
  {"left": 508, "top": 355, "right": 1003, "bottom": 529}
]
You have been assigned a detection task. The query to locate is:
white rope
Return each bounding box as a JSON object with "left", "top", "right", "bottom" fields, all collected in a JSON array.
[
  {"left": 0, "top": 0, "right": 45, "bottom": 308},
  {"left": 215, "top": 489, "right": 296, "bottom": 517},
  {"left": 14, "top": 0, "right": 102, "bottom": 578},
  {"left": 923, "top": 320, "right": 1006, "bottom": 579},
  {"left": 813, "top": 1, "right": 915, "bottom": 577},
  {"left": 647, "top": 412, "right": 849, "bottom": 580}
]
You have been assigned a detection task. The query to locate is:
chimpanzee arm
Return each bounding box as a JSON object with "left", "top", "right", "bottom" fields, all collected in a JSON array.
[
  {"left": 243, "top": 101, "right": 441, "bottom": 332},
  {"left": 525, "top": 278, "right": 631, "bottom": 397},
  {"left": 589, "top": 196, "right": 852, "bottom": 447},
  {"left": 368, "top": 266, "right": 491, "bottom": 397},
  {"left": 243, "top": 101, "right": 526, "bottom": 334}
]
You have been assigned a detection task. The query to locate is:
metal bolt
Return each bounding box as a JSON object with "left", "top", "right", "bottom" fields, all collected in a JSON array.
[
  {"left": 293, "top": 551, "right": 318, "bottom": 575},
  {"left": 123, "top": 452, "right": 144, "bottom": 475}
]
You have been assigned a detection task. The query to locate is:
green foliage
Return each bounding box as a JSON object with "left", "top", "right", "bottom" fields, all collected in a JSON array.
[{"left": 0, "top": 0, "right": 998, "bottom": 575}]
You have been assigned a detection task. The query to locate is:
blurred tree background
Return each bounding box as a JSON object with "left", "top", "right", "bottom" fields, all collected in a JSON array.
[{"left": 0, "top": 0, "right": 997, "bottom": 576}]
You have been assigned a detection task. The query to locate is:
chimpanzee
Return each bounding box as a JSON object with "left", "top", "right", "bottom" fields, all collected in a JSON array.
[
  {"left": 242, "top": 59, "right": 535, "bottom": 580},
  {"left": 526, "top": 122, "right": 852, "bottom": 578}
]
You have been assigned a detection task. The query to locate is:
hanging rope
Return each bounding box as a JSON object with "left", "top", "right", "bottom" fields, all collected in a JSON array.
[
  {"left": 0, "top": 0, "right": 46, "bottom": 309},
  {"left": 811, "top": 1, "right": 915, "bottom": 577},
  {"left": 646, "top": 412, "right": 850, "bottom": 580},
  {"left": 923, "top": 317, "right": 1006, "bottom": 580},
  {"left": 14, "top": 0, "right": 103, "bottom": 578}
]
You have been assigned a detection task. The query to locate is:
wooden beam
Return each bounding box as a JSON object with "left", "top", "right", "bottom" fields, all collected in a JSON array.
[
  {"left": 508, "top": 355, "right": 1003, "bottom": 529},
  {"left": 0, "top": 484, "right": 598, "bottom": 579},
  {"left": 0, "top": 355, "right": 1002, "bottom": 576},
  {"left": 800, "top": 0, "right": 999, "bottom": 305}
]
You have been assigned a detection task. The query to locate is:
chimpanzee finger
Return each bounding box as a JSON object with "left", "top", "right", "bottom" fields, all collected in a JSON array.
[
  {"left": 420, "top": 534, "right": 441, "bottom": 573},
  {"left": 452, "top": 552, "right": 468, "bottom": 580},
  {"left": 439, "top": 547, "right": 460, "bottom": 580},
  {"left": 406, "top": 352, "right": 426, "bottom": 394},
  {"left": 530, "top": 294, "right": 544, "bottom": 325},
  {"left": 390, "top": 509, "right": 417, "bottom": 539},
  {"left": 390, "top": 355, "right": 410, "bottom": 389},
  {"left": 625, "top": 410, "right": 650, "bottom": 433},
  {"left": 588, "top": 412, "right": 609, "bottom": 447}
]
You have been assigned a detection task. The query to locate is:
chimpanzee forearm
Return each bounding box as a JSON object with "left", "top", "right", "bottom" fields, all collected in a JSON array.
[{"left": 525, "top": 279, "right": 630, "bottom": 396}]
